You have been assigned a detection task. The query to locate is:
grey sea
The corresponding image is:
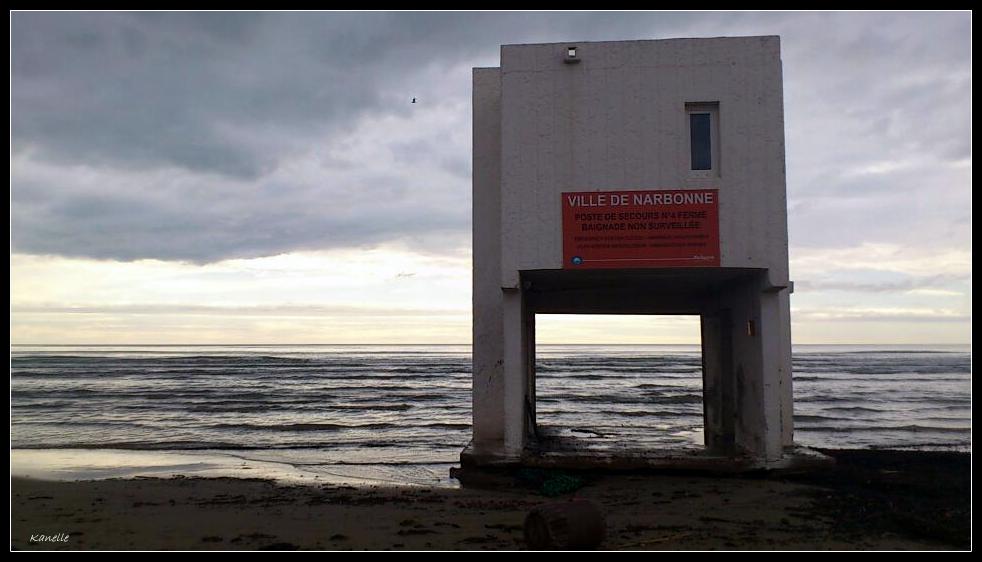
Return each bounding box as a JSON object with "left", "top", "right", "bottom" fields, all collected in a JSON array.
[{"left": 10, "top": 344, "right": 972, "bottom": 486}]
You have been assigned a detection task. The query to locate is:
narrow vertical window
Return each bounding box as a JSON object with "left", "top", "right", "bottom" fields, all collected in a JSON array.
[
  {"left": 689, "top": 113, "right": 712, "bottom": 170},
  {"left": 686, "top": 102, "right": 720, "bottom": 175}
]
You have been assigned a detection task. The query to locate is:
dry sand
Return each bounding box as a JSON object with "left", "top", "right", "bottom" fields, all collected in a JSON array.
[{"left": 10, "top": 449, "right": 970, "bottom": 551}]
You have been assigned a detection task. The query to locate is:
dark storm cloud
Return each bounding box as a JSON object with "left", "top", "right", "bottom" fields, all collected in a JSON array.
[
  {"left": 10, "top": 12, "right": 972, "bottom": 263},
  {"left": 9, "top": 157, "right": 472, "bottom": 262},
  {"left": 10, "top": 12, "right": 693, "bottom": 177},
  {"left": 12, "top": 12, "right": 392, "bottom": 178}
]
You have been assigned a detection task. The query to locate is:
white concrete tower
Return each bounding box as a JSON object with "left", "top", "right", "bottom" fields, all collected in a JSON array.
[{"left": 468, "top": 37, "right": 794, "bottom": 467}]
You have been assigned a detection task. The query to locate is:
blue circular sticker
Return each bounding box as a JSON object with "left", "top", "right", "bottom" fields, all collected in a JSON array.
[{"left": 571, "top": 256, "right": 583, "bottom": 266}]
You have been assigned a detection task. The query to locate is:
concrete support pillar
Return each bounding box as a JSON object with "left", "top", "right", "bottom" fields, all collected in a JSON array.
[
  {"left": 526, "top": 311, "right": 537, "bottom": 437},
  {"left": 701, "top": 310, "right": 735, "bottom": 454},
  {"left": 716, "top": 274, "right": 794, "bottom": 462},
  {"left": 778, "top": 288, "right": 794, "bottom": 447},
  {"left": 470, "top": 67, "right": 506, "bottom": 458},
  {"left": 469, "top": 66, "right": 543, "bottom": 463},
  {"left": 471, "top": 282, "right": 504, "bottom": 455},
  {"left": 501, "top": 288, "right": 532, "bottom": 458},
  {"left": 757, "top": 287, "right": 789, "bottom": 460}
]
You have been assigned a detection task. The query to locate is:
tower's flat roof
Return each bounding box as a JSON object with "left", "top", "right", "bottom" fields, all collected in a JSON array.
[{"left": 500, "top": 35, "right": 779, "bottom": 48}]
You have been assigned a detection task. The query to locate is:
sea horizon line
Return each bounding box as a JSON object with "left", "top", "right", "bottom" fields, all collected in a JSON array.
[{"left": 10, "top": 342, "right": 971, "bottom": 347}]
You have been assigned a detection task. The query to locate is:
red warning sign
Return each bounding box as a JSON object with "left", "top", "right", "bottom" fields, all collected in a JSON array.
[{"left": 562, "top": 189, "right": 720, "bottom": 269}]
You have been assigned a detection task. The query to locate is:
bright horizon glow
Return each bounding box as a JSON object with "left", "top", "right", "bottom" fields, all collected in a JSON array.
[{"left": 10, "top": 248, "right": 971, "bottom": 345}]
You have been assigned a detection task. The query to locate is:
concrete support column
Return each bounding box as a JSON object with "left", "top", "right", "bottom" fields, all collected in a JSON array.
[
  {"left": 471, "top": 283, "right": 504, "bottom": 455},
  {"left": 722, "top": 275, "right": 794, "bottom": 462},
  {"left": 778, "top": 288, "right": 794, "bottom": 447},
  {"left": 701, "top": 310, "right": 735, "bottom": 454},
  {"left": 470, "top": 67, "right": 506, "bottom": 458},
  {"left": 501, "top": 288, "right": 531, "bottom": 458},
  {"left": 757, "top": 287, "right": 790, "bottom": 460},
  {"left": 526, "top": 311, "right": 537, "bottom": 437}
]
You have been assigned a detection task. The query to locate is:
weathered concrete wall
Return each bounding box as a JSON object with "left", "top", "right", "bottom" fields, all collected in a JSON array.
[
  {"left": 498, "top": 37, "right": 789, "bottom": 289},
  {"left": 471, "top": 68, "right": 506, "bottom": 455}
]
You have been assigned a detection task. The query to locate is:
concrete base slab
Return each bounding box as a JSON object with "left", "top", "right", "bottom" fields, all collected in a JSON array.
[{"left": 459, "top": 441, "right": 832, "bottom": 476}]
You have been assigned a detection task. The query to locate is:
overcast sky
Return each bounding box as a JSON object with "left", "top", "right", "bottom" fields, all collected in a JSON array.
[{"left": 10, "top": 11, "right": 972, "bottom": 344}]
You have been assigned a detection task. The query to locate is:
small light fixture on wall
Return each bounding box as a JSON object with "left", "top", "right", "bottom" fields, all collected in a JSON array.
[{"left": 564, "top": 45, "right": 580, "bottom": 64}]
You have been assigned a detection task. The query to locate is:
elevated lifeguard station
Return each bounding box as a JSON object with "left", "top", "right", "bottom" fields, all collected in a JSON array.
[{"left": 465, "top": 37, "right": 794, "bottom": 469}]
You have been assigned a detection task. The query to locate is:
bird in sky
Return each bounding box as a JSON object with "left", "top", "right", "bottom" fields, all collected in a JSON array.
[{"left": 412, "top": 97, "right": 416, "bottom": 104}]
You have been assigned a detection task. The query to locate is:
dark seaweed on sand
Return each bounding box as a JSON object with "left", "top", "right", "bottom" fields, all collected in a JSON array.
[{"left": 786, "top": 449, "right": 971, "bottom": 548}]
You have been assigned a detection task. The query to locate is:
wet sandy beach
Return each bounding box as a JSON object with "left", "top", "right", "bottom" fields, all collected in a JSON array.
[{"left": 10, "top": 449, "right": 970, "bottom": 551}]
